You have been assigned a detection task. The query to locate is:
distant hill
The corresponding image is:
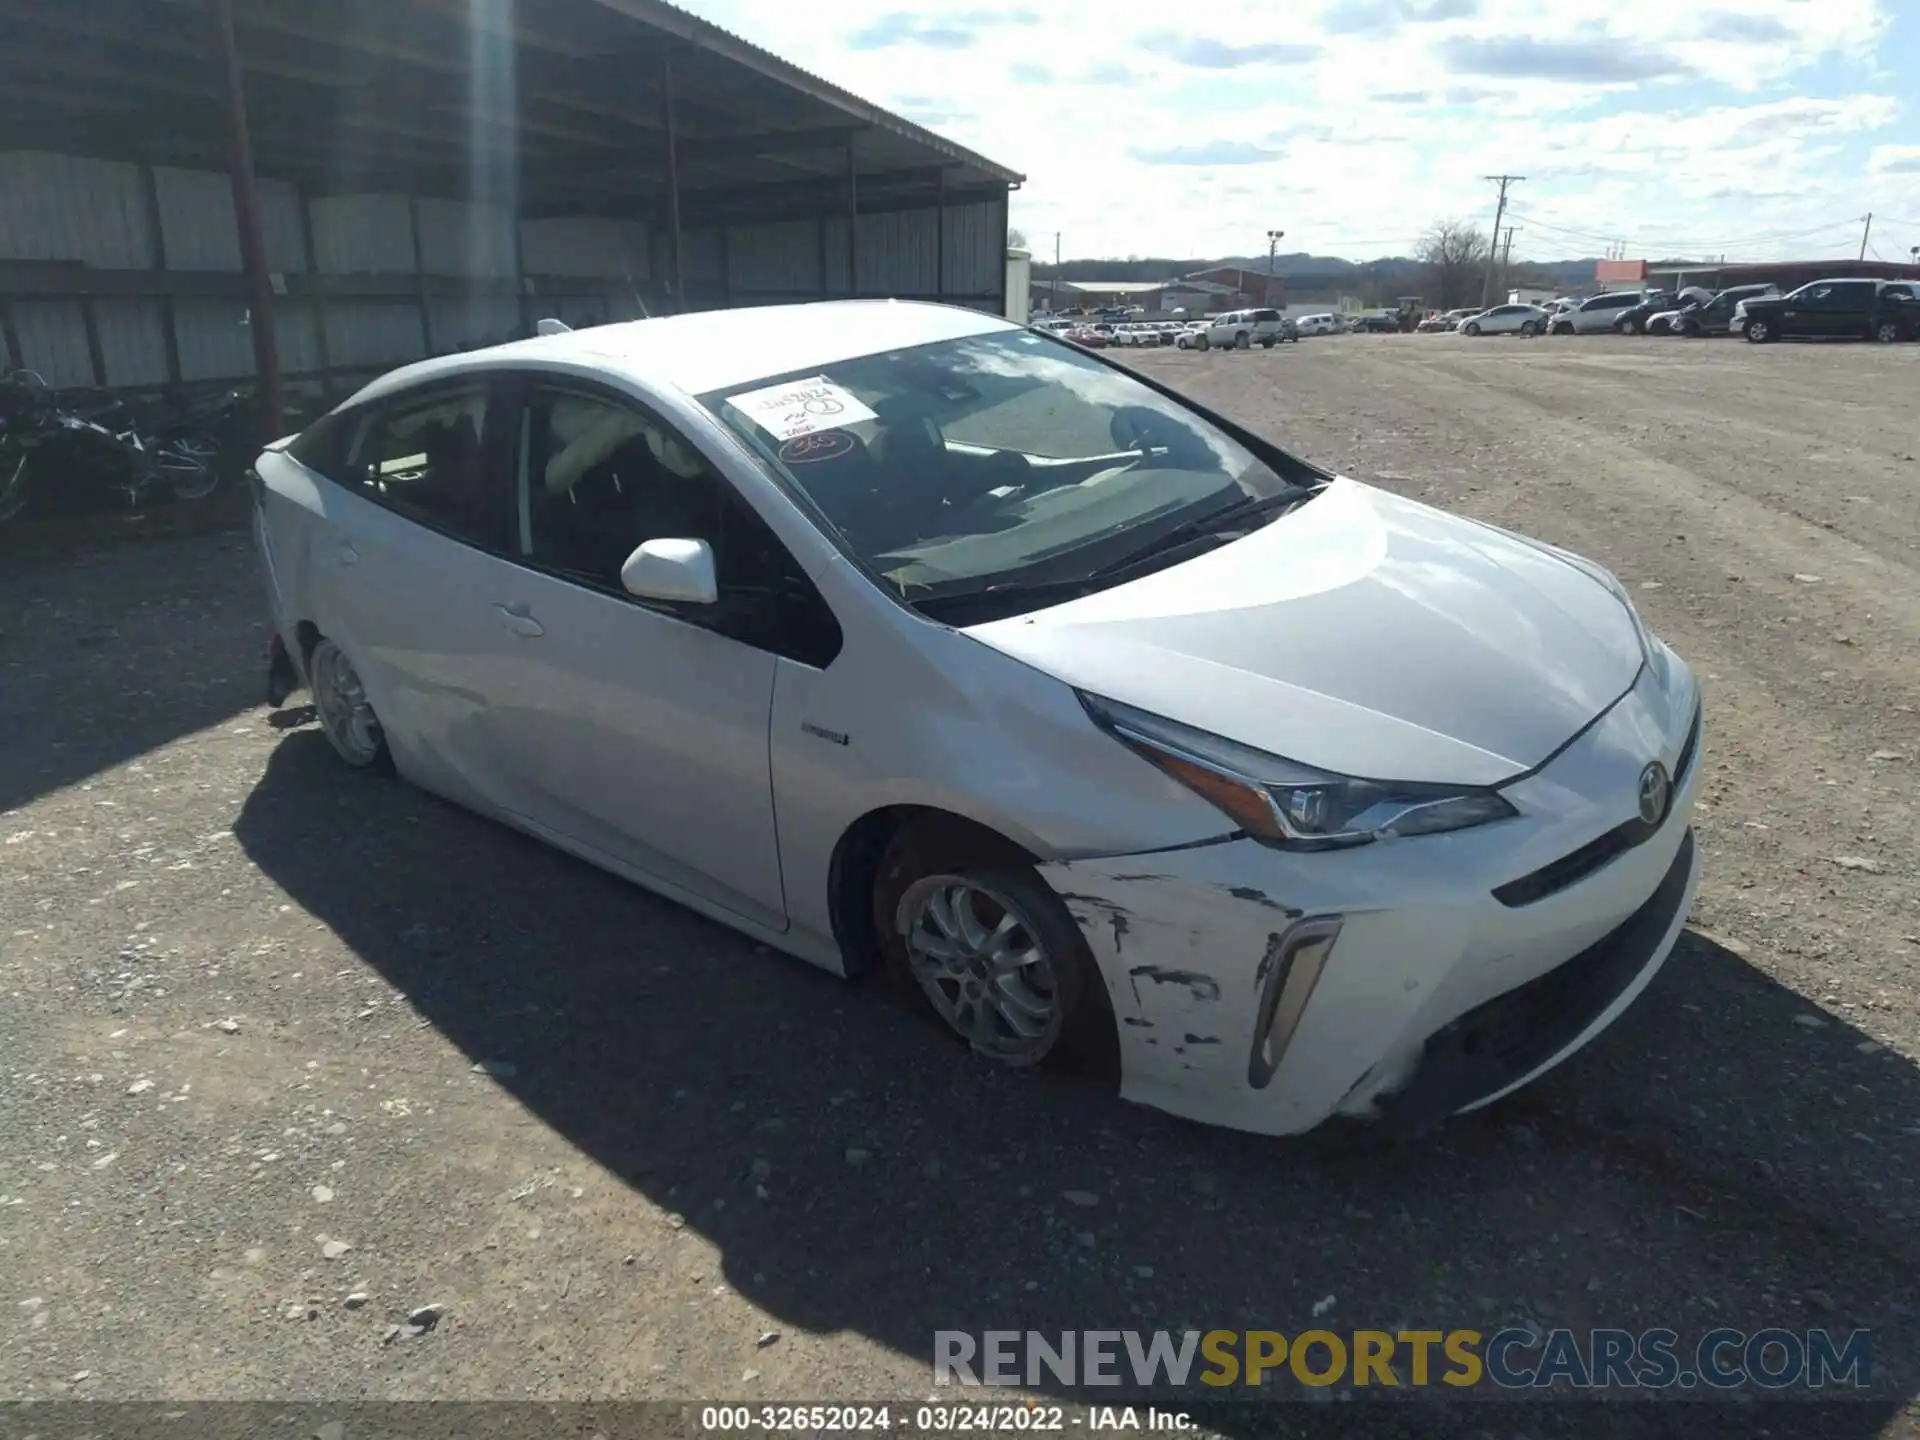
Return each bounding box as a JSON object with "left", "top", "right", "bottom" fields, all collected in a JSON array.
[{"left": 1032, "top": 252, "right": 1607, "bottom": 298}]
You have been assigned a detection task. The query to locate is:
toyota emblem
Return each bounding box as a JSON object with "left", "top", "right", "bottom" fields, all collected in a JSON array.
[{"left": 1637, "top": 761, "right": 1672, "bottom": 826}]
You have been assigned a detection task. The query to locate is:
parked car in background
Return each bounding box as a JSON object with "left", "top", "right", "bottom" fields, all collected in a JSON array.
[
  {"left": 1741, "top": 279, "right": 1919, "bottom": 344},
  {"left": 1659, "top": 284, "right": 1779, "bottom": 338},
  {"left": 254, "top": 298, "right": 1703, "bottom": 1139},
  {"left": 1553, "top": 292, "right": 1646, "bottom": 335},
  {"left": 1351, "top": 313, "right": 1401, "bottom": 334},
  {"left": 1203, "top": 309, "right": 1296, "bottom": 349},
  {"left": 1296, "top": 313, "right": 1340, "bottom": 336},
  {"left": 1174, "top": 323, "right": 1209, "bottom": 350},
  {"left": 1460, "top": 304, "right": 1549, "bottom": 336},
  {"left": 1610, "top": 291, "right": 1685, "bottom": 335}
]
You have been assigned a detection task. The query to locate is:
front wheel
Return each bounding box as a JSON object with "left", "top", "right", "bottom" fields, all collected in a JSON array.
[
  {"left": 875, "top": 821, "right": 1116, "bottom": 1074},
  {"left": 1624, "top": 318, "right": 1643, "bottom": 335},
  {"left": 0, "top": 440, "right": 31, "bottom": 525},
  {"left": 1463, "top": 322, "right": 1481, "bottom": 336},
  {"left": 1745, "top": 318, "right": 1774, "bottom": 343}
]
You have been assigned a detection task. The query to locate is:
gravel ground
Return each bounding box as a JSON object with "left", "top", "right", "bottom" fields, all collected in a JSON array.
[{"left": 2, "top": 332, "right": 1917, "bottom": 1438}]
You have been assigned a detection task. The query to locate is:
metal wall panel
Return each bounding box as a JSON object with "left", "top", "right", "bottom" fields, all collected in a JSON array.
[
  {"left": 942, "top": 200, "right": 1002, "bottom": 297},
  {"left": 174, "top": 299, "right": 254, "bottom": 381},
  {"left": 150, "top": 166, "right": 307, "bottom": 272},
  {"left": 95, "top": 298, "right": 169, "bottom": 386},
  {"left": 415, "top": 198, "right": 516, "bottom": 277},
  {"left": 520, "top": 216, "right": 650, "bottom": 278},
  {"left": 322, "top": 301, "right": 427, "bottom": 367},
  {"left": 856, "top": 207, "right": 939, "bottom": 296},
  {"left": 822, "top": 215, "right": 851, "bottom": 296},
  {"left": 0, "top": 151, "right": 154, "bottom": 267},
  {"left": 273, "top": 303, "right": 322, "bottom": 377},
  {"left": 153, "top": 166, "right": 239, "bottom": 271},
  {"left": 726, "top": 218, "right": 821, "bottom": 296},
  {"left": 682, "top": 227, "right": 726, "bottom": 284},
  {"left": 308, "top": 194, "right": 416, "bottom": 274},
  {"left": 425, "top": 295, "right": 521, "bottom": 351},
  {"left": 10, "top": 300, "right": 96, "bottom": 386}
]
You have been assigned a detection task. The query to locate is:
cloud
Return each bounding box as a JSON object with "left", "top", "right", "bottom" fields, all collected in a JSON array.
[
  {"left": 1696, "top": 11, "right": 1795, "bottom": 44},
  {"left": 1375, "top": 89, "right": 1431, "bottom": 103},
  {"left": 1869, "top": 145, "right": 1920, "bottom": 175},
  {"left": 1083, "top": 62, "right": 1140, "bottom": 84},
  {"left": 848, "top": 8, "right": 1037, "bottom": 50},
  {"left": 1131, "top": 139, "right": 1285, "bottom": 165},
  {"left": 1437, "top": 35, "right": 1694, "bottom": 82},
  {"left": 1323, "top": 0, "right": 1478, "bottom": 37},
  {"left": 1010, "top": 61, "right": 1052, "bottom": 83},
  {"left": 1148, "top": 33, "right": 1323, "bottom": 68}
]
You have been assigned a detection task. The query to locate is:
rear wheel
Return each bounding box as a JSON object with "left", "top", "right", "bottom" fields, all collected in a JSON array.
[
  {"left": 1234, "top": 330, "right": 1251, "bottom": 349},
  {"left": 155, "top": 436, "right": 220, "bottom": 501},
  {"left": 874, "top": 819, "right": 1116, "bottom": 1074},
  {"left": 1873, "top": 318, "right": 1902, "bottom": 344},
  {"left": 1195, "top": 334, "right": 1210, "bottom": 351},
  {"left": 308, "top": 637, "right": 392, "bottom": 772},
  {"left": 1259, "top": 336, "right": 1274, "bottom": 349},
  {"left": 1519, "top": 320, "right": 1539, "bottom": 336}
]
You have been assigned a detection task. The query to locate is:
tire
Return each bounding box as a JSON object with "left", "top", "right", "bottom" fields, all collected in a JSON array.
[
  {"left": 1234, "top": 331, "right": 1250, "bottom": 349},
  {"left": 1259, "top": 337, "right": 1274, "bottom": 349},
  {"left": 1873, "top": 319, "right": 1902, "bottom": 344},
  {"left": 156, "top": 436, "right": 220, "bottom": 501},
  {"left": 307, "top": 637, "right": 393, "bottom": 773},
  {"left": 1519, "top": 320, "right": 1539, "bottom": 337},
  {"left": 874, "top": 819, "right": 1117, "bottom": 1075},
  {"left": 1553, "top": 322, "right": 1574, "bottom": 336},
  {"left": 1463, "top": 322, "right": 1481, "bottom": 336},
  {"left": 1195, "top": 335, "right": 1209, "bottom": 351},
  {"left": 1624, "top": 318, "right": 1643, "bottom": 335},
  {"left": 1745, "top": 317, "right": 1774, "bottom": 343},
  {"left": 0, "top": 440, "right": 32, "bottom": 526}
]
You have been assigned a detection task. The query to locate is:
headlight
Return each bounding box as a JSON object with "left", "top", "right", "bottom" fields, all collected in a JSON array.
[{"left": 1079, "top": 693, "right": 1518, "bottom": 851}]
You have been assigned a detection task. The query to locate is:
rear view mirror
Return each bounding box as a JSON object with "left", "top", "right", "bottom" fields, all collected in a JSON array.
[{"left": 621, "top": 537, "right": 717, "bottom": 605}]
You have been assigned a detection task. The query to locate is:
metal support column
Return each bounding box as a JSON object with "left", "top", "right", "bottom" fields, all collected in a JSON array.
[
  {"left": 846, "top": 135, "right": 859, "bottom": 298},
  {"left": 209, "top": 0, "right": 282, "bottom": 434},
  {"left": 139, "top": 163, "right": 182, "bottom": 385},
  {"left": 662, "top": 47, "right": 685, "bottom": 312},
  {"left": 934, "top": 168, "right": 945, "bottom": 298}
]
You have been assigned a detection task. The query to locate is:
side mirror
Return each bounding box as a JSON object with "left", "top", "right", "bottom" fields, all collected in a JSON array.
[{"left": 620, "top": 537, "right": 717, "bottom": 605}]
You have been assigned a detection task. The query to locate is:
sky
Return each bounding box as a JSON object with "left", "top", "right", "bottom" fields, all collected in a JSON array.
[{"left": 672, "top": 0, "right": 1920, "bottom": 266}]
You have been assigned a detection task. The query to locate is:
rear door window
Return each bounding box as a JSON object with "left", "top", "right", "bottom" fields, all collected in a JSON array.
[{"left": 339, "top": 381, "right": 509, "bottom": 553}]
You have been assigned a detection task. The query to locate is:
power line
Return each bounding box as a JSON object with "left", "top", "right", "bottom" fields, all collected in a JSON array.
[{"left": 1505, "top": 207, "right": 1866, "bottom": 253}]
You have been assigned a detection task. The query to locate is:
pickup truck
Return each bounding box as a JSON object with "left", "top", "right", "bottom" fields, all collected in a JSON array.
[{"left": 1741, "top": 278, "right": 1918, "bottom": 344}]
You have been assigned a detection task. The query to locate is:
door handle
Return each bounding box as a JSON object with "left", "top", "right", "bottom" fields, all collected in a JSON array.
[{"left": 492, "top": 603, "right": 545, "bottom": 638}]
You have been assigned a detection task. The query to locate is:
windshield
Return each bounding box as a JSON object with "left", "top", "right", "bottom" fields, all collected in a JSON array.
[{"left": 700, "top": 329, "right": 1318, "bottom": 618}]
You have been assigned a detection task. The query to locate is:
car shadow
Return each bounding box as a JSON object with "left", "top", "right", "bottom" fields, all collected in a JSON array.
[
  {"left": 0, "top": 529, "right": 264, "bottom": 814},
  {"left": 233, "top": 731, "right": 1920, "bottom": 1437}
]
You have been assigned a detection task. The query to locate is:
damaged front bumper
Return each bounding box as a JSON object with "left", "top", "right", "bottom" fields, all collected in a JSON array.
[{"left": 1037, "top": 666, "right": 1703, "bottom": 1138}]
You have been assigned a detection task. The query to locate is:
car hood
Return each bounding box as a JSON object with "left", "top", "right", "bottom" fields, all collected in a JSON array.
[{"left": 964, "top": 478, "right": 1644, "bottom": 787}]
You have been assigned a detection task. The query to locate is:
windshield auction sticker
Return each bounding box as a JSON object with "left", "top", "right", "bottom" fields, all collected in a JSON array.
[{"left": 726, "top": 377, "right": 878, "bottom": 441}]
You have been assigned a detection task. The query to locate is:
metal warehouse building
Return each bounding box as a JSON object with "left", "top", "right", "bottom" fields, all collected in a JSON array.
[{"left": 0, "top": 0, "right": 1022, "bottom": 432}]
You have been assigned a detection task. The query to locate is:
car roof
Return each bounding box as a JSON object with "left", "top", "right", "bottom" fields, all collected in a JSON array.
[{"left": 340, "top": 300, "right": 1017, "bottom": 410}]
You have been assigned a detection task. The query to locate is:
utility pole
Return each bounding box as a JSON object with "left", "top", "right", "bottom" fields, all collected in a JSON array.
[
  {"left": 1480, "top": 174, "right": 1523, "bottom": 306},
  {"left": 1267, "top": 229, "right": 1285, "bottom": 305},
  {"left": 1499, "top": 226, "right": 1517, "bottom": 298},
  {"left": 1859, "top": 213, "right": 1873, "bottom": 261}
]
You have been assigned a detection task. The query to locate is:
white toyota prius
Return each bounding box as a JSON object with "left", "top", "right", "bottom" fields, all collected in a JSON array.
[{"left": 253, "top": 300, "right": 1701, "bottom": 1138}]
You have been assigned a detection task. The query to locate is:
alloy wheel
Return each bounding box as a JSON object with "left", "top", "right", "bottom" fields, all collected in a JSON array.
[
  {"left": 310, "top": 641, "right": 385, "bottom": 767},
  {"left": 896, "top": 875, "right": 1062, "bottom": 1065}
]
